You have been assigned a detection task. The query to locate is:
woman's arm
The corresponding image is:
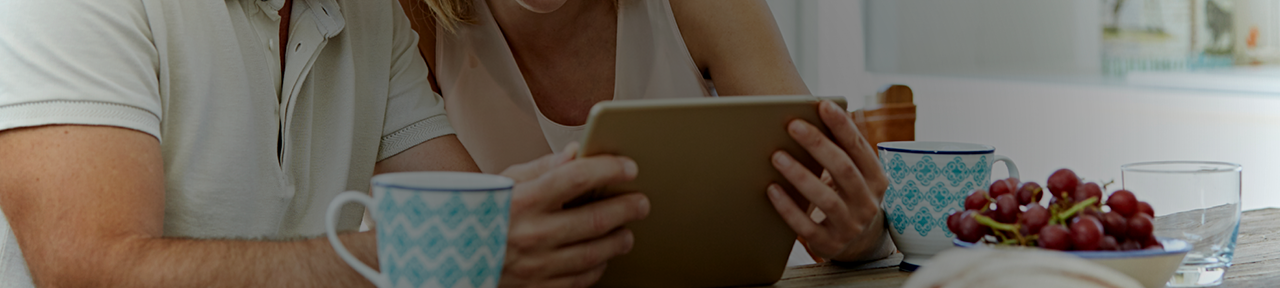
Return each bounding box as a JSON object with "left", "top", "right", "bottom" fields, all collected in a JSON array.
[
  {"left": 671, "top": 0, "right": 809, "bottom": 97},
  {"left": 671, "top": 0, "right": 894, "bottom": 263}
]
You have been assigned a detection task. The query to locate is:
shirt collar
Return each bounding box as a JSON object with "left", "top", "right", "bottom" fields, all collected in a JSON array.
[{"left": 255, "top": 0, "right": 287, "bottom": 21}]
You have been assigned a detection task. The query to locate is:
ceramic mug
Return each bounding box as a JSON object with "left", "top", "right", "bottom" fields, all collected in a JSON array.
[
  {"left": 326, "top": 172, "right": 513, "bottom": 288},
  {"left": 877, "top": 141, "right": 1018, "bottom": 271}
]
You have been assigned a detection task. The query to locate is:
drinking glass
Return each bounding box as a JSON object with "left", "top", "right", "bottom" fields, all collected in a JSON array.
[{"left": 1121, "top": 161, "right": 1242, "bottom": 287}]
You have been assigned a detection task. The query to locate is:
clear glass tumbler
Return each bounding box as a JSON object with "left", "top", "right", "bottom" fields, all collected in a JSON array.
[{"left": 1121, "top": 161, "right": 1242, "bottom": 287}]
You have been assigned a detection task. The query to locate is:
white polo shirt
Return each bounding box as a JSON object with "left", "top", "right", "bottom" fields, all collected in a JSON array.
[{"left": 0, "top": 0, "right": 453, "bottom": 284}]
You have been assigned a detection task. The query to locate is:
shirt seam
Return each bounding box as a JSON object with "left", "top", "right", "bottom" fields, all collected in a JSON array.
[
  {"left": 378, "top": 114, "right": 455, "bottom": 161},
  {"left": 0, "top": 100, "right": 160, "bottom": 120},
  {"left": 0, "top": 100, "right": 162, "bottom": 141}
]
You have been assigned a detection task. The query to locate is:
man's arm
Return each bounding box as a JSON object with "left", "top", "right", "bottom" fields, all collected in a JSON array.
[
  {"left": 0, "top": 125, "right": 378, "bottom": 287},
  {"left": 374, "top": 134, "right": 480, "bottom": 174}
]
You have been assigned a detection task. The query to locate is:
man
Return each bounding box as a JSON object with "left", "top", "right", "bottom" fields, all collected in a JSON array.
[{"left": 0, "top": 0, "right": 648, "bottom": 286}]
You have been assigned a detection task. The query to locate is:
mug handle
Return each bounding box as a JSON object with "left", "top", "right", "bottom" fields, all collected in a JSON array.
[
  {"left": 326, "top": 191, "right": 387, "bottom": 287},
  {"left": 993, "top": 155, "right": 1020, "bottom": 180}
]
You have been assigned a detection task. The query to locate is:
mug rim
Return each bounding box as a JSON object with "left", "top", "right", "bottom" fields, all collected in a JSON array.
[
  {"left": 877, "top": 141, "right": 995, "bottom": 155},
  {"left": 372, "top": 171, "right": 514, "bottom": 192}
]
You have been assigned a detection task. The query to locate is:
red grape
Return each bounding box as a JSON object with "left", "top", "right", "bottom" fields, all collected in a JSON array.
[
  {"left": 1073, "top": 182, "right": 1103, "bottom": 206},
  {"left": 1106, "top": 190, "right": 1138, "bottom": 217},
  {"left": 946, "top": 168, "right": 1167, "bottom": 253},
  {"left": 946, "top": 211, "right": 962, "bottom": 234},
  {"left": 956, "top": 211, "right": 986, "bottom": 243},
  {"left": 980, "top": 210, "right": 998, "bottom": 236},
  {"left": 1020, "top": 203, "right": 1050, "bottom": 236},
  {"left": 1121, "top": 239, "right": 1142, "bottom": 251},
  {"left": 989, "top": 179, "right": 1015, "bottom": 199},
  {"left": 1101, "top": 212, "right": 1128, "bottom": 240},
  {"left": 1038, "top": 225, "right": 1073, "bottom": 251},
  {"left": 1071, "top": 215, "right": 1104, "bottom": 251},
  {"left": 1137, "top": 201, "right": 1155, "bottom": 217},
  {"left": 1047, "top": 169, "right": 1080, "bottom": 197},
  {"left": 995, "top": 194, "right": 1019, "bottom": 223},
  {"left": 1047, "top": 196, "right": 1063, "bottom": 210},
  {"left": 1143, "top": 236, "right": 1164, "bottom": 250},
  {"left": 964, "top": 189, "right": 990, "bottom": 211},
  {"left": 1080, "top": 206, "right": 1103, "bottom": 220},
  {"left": 1127, "top": 214, "right": 1154, "bottom": 241},
  {"left": 1015, "top": 182, "right": 1042, "bottom": 205},
  {"left": 1100, "top": 235, "right": 1120, "bottom": 251}
]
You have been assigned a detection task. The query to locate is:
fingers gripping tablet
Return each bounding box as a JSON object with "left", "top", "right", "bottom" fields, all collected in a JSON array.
[{"left": 577, "top": 95, "right": 847, "bottom": 287}]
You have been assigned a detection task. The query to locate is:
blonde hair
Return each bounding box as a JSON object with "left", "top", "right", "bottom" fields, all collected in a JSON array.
[{"left": 421, "top": 0, "right": 476, "bottom": 32}]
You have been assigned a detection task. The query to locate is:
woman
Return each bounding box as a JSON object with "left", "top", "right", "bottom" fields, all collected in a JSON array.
[{"left": 399, "top": 0, "right": 893, "bottom": 281}]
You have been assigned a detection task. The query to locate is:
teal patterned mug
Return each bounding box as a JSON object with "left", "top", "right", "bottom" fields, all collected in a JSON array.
[
  {"left": 877, "top": 141, "right": 1018, "bottom": 271},
  {"left": 326, "top": 172, "right": 512, "bottom": 288}
]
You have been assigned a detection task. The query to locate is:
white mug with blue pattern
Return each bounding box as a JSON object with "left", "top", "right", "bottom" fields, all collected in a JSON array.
[
  {"left": 877, "top": 141, "right": 1018, "bottom": 271},
  {"left": 326, "top": 172, "right": 512, "bottom": 288}
]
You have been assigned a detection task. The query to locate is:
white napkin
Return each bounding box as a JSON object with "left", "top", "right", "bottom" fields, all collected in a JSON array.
[{"left": 902, "top": 248, "right": 1142, "bottom": 288}]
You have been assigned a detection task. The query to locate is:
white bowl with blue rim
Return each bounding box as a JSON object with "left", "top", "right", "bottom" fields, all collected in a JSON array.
[
  {"left": 877, "top": 141, "right": 1019, "bottom": 271},
  {"left": 953, "top": 238, "right": 1193, "bottom": 288}
]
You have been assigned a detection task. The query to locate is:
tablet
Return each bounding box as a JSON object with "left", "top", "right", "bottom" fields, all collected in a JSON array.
[{"left": 577, "top": 95, "right": 848, "bottom": 287}]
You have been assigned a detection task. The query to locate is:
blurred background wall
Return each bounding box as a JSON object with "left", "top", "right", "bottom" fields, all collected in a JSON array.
[{"left": 765, "top": 0, "right": 1280, "bottom": 210}]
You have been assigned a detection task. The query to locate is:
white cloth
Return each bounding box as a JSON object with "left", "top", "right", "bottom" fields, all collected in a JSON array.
[
  {"left": 902, "top": 248, "right": 1143, "bottom": 288},
  {"left": 0, "top": 0, "right": 454, "bottom": 285},
  {"left": 0, "top": 213, "right": 30, "bottom": 288}
]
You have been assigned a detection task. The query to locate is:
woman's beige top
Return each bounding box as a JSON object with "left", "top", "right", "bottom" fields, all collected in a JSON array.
[{"left": 435, "top": 0, "right": 710, "bottom": 173}]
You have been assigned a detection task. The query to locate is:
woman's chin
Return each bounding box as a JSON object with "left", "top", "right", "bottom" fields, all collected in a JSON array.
[{"left": 515, "top": 0, "right": 568, "bottom": 13}]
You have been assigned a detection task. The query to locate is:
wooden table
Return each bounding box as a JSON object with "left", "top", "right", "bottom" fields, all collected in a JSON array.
[{"left": 772, "top": 208, "right": 1280, "bottom": 287}]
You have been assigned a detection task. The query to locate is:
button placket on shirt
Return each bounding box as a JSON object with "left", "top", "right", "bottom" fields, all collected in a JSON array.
[{"left": 277, "top": 0, "right": 345, "bottom": 170}]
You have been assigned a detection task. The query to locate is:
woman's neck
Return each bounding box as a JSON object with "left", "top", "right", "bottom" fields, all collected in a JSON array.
[{"left": 487, "top": 0, "right": 613, "bottom": 53}]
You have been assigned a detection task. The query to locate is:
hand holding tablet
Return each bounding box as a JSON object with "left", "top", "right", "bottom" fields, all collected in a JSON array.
[
  {"left": 767, "top": 100, "right": 894, "bottom": 263},
  {"left": 577, "top": 95, "right": 862, "bottom": 287}
]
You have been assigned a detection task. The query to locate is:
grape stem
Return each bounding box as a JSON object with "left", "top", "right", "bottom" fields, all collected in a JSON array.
[
  {"left": 1010, "top": 228, "right": 1027, "bottom": 246},
  {"left": 971, "top": 214, "right": 1033, "bottom": 245},
  {"left": 1101, "top": 179, "right": 1116, "bottom": 190},
  {"left": 981, "top": 192, "right": 996, "bottom": 212},
  {"left": 972, "top": 214, "right": 1018, "bottom": 232},
  {"left": 1056, "top": 197, "right": 1099, "bottom": 221}
]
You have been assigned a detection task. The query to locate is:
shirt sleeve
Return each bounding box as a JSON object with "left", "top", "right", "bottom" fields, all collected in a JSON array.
[
  {"left": 0, "top": 0, "right": 163, "bottom": 140},
  {"left": 376, "top": 0, "right": 456, "bottom": 161}
]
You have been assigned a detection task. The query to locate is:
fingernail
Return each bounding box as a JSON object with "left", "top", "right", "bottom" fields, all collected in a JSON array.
[
  {"left": 788, "top": 120, "right": 808, "bottom": 135},
  {"left": 772, "top": 151, "right": 792, "bottom": 167},
  {"left": 825, "top": 101, "right": 843, "bottom": 113},
  {"left": 562, "top": 142, "right": 580, "bottom": 155},
  {"left": 637, "top": 196, "right": 651, "bottom": 217},
  {"left": 563, "top": 142, "right": 582, "bottom": 160},
  {"left": 622, "top": 159, "right": 638, "bottom": 178},
  {"left": 767, "top": 184, "right": 784, "bottom": 198},
  {"left": 622, "top": 230, "right": 635, "bottom": 253}
]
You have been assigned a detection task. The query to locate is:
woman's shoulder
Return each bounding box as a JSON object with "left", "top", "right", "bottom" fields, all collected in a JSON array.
[
  {"left": 667, "top": 0, "right": 780, "bottom": 71},
  {"left": 667, "top": 0, "right": 808, "bottom": 96}
]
